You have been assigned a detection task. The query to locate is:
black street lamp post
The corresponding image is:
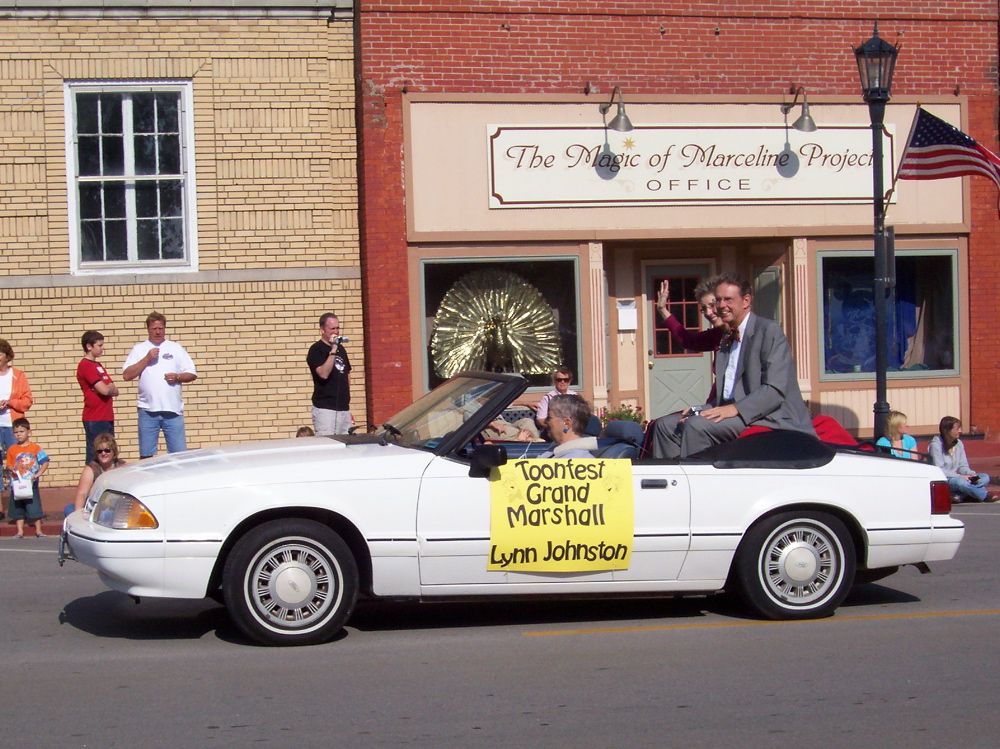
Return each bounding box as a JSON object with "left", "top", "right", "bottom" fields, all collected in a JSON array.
[{"left": 853, "top": 22, "right": 899, "bottom": 440}]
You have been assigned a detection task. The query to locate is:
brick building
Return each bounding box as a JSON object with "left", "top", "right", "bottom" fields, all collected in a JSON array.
[
  {"left": 357, "top": 2, "right": 1000, "bottom": 439},
  {"left": 0, "top": 0, "right": 362, "bottom": 488}
]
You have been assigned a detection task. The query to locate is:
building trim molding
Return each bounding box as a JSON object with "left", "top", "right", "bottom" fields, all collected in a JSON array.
[
  {"left": 1, "top": 0, "right": 351, "bottom": 19},
  {"left": 0, "top": 265, "right": 361, "bottom": 289}
]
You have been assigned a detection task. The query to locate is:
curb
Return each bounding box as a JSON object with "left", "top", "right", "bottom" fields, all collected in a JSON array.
[
  {"left": 1, "top": 517, "right": 67, "bottom": 537},
  {"left": 2, "top": 484, "right": 76, "bottom": 537}
]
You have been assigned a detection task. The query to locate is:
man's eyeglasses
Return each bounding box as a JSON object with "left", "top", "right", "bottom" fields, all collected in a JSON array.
[{"left": 555, "top": 377, "right": 571, "bottom": 383}]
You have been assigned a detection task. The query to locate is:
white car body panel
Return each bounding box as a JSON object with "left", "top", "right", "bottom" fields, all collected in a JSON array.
[
  {"left": 63, "top": 435, "right": 964, "bottom": 599},
  {"left": 61, "top": 373, "right": 964, "bottom": 636}
]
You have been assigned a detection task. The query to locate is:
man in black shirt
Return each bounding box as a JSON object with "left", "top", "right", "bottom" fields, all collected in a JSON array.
[{"left": 306, "top": 313, "right": 352, "bottom": 435}]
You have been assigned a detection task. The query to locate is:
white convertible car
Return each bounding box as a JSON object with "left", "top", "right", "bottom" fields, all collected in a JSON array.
[{"left": 60, "top": 372, "right": 964, "bottom": 646}]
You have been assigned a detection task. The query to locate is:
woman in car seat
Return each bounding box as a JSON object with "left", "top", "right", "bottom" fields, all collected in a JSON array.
[{"left": 539, "top": 394, "right": 598, "bottom": 459}]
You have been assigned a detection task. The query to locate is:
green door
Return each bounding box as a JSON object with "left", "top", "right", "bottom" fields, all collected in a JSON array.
[{"left": 645, "top": 263, "right": 715, "bottom": 418}]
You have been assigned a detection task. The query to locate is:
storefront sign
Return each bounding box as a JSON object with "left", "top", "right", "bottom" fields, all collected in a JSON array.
[
  {"left": 488, "top": 124, "right": 895, "bottom": 208},
  {"left": 489, "top": 458, "right": 633, "bottom": 572}
]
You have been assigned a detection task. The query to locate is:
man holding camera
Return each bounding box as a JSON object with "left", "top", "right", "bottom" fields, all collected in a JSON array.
[{"left": 307, "top": 313, "right": 352, "bottom": 435}]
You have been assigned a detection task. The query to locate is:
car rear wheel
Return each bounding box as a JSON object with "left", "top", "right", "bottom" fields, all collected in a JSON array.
[
  {"left": 734, "top": 511, "right": 856, "bottom": 620},
  {"left": 223, "top": 519, "right": 358, "bottom": 646}
]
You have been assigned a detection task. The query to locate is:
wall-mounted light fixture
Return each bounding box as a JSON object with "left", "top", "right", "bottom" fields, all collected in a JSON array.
[
  {"left": 781, "top": 86, "right": 816, "bottom": 133},
  {"left": 780, "top": 87, "right": 817, "bottom": 132},
  {"left": 599, "top": 86, "right": 633, "bottom": 132}
]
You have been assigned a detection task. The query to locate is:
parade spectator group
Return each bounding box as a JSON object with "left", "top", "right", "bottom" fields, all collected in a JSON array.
[
  {"left": 1, "top": 310, "right": 358, "bottom": 533},
  {"left": 1, "top": 312, "right": 198, "bottom": 535}
]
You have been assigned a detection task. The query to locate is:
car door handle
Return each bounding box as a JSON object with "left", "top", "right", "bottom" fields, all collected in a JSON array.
[{"left": 641, "top": 479, "right": 669, "bottom": 489}]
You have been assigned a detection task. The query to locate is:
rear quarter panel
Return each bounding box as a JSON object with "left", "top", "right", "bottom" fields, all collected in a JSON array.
[{"left": 676, "top": 452, "right": 952, "bottom": 581}]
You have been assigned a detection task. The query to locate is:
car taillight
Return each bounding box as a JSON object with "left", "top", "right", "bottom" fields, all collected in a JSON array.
[{"left": 930, "top": 481, "right": 952, "bottom": 515}]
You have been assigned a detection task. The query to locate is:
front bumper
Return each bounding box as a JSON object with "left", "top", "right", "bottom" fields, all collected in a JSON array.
[{"left": 60, "top": 510, "right": 221, "bottom": 599}]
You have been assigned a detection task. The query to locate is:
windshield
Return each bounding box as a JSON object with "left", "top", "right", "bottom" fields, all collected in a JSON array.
[{"left": 381, "top": 376, "right": 510, "bottom": 450}]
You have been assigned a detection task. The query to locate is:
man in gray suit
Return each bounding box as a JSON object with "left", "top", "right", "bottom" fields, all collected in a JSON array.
[{"left": 649, "top": 272, "right": 815, "bottom": 459}]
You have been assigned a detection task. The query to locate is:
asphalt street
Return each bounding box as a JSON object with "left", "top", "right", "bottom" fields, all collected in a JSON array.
[{"left": 1, "top": 505, "right": 998, "bottom": 749}]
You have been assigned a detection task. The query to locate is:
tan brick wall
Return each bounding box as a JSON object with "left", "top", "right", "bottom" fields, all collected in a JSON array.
[
  {"left": 0, "top": 280, "right": 366, "bottom": 485},
  {"left": 0, "top": 14, "right": 363, "bottom": 486}
]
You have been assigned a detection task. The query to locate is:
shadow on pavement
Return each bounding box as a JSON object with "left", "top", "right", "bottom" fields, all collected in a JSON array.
[
  {"left": 57, "top": 581, "right": 923, "bottom": 645},
  {"left": 59, "top": 590, "right": 236, "bottom": 642},
  {"left": 58, "top": 590, "right": 351, "bottom": 647},
  {"left": 841, "top": 581, "right": 920, "bottom": 608},
  {"left": 348, "top": 592, "right": 755, "bottom": 633}
]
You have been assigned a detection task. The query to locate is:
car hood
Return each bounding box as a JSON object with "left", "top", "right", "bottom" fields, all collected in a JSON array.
[{"left": 92, "top": 437, "right": 436, "bottom": 499}]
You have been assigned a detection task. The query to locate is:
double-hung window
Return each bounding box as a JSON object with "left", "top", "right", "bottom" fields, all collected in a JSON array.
[{"left": 67, "top": 82, "right": 195, "bottom": 272}]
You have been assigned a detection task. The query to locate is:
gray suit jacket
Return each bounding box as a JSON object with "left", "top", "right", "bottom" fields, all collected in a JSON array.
[{"left": 713, "top": 312, "right": 815, "bottom": 435}]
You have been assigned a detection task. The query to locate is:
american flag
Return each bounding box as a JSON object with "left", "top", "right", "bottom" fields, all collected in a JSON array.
[{"left": 897, "top": 107, "right": 1000, "bottom": 193}]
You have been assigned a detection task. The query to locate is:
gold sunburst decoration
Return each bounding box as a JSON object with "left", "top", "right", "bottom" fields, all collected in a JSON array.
[{"left": 430, "top": 269, "right": 562, "bottom": 378}]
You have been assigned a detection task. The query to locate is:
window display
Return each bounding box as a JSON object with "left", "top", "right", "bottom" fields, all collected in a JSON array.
[
  {"left": 422, "top": 258, "right": 579, "bottom": 390},
  {"left": 821, "top": 251, "right": 956, "bottom": 377}
]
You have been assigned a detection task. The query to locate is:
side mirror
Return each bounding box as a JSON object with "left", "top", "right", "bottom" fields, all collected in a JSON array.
[{"left": 469, "top": 444, "right": 508, "bottom": 478}]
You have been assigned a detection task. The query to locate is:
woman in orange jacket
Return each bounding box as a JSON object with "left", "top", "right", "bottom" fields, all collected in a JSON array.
[{"left": 0, "top": 339, "right": 34, "bottom": 491}]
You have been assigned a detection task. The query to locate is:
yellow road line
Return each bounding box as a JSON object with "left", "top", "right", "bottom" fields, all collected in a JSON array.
[{"left": 523, "top": 609, "right": 1000, "bottom": 637}]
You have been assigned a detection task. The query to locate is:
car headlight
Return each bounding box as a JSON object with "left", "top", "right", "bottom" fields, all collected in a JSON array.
[{"left": 92, "top": 490, "right": 159, "bottom": 530}]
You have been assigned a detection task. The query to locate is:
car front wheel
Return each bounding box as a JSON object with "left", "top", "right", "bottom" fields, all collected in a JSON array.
[
  {"left": 734, "top": 511, "right": 856, "bottom": 620},
  {"left": 223, "top": 519, "right": 359, "bottom": 646}
]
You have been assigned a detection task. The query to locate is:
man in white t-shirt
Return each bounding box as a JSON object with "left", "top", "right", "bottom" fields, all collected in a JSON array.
[{"left": 122, "top": 312, "right": 198, "bottom": 458}]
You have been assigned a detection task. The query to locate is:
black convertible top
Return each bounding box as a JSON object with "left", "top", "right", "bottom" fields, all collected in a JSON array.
[{"left": 691, "top": 429, "right": 836, "bottom": 470}]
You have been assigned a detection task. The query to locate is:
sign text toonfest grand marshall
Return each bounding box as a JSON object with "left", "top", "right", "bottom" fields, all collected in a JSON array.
[
  {"left": 489, "top": 458, "right": 634, "bottom": 572},
  {"left": 488, "top": 124, "right": 895, "bottom": 208}
]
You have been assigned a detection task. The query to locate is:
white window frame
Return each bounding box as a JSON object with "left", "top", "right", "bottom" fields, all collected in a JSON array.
[{"left": 65, "top": 80, "right": 198, "bottom": 275}]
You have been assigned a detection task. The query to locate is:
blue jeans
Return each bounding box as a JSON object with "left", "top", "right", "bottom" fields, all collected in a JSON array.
[
  {"left": 83, "top": 420, "right": 114, "bottom": 464},
  {"left": 0, "top": 426, "right": 13, "bottom": 491},
  {"left": 949, "top": 473, "right": 991, "bottom": 502},
  {"left": 138, "top": 409, "right": 186, "bottom": 458}
]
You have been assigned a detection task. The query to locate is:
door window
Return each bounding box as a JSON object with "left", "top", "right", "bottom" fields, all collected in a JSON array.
[{"left": 652, "top": 274, "right": 703, "bottom": 357}]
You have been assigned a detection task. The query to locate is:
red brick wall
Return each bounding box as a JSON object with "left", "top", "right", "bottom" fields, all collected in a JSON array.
[{"left": 358, "top": 2, "right": 1000, "bottom": 433}]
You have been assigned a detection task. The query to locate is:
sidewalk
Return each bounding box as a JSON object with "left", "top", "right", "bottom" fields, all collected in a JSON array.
[
  {"left": 5, "top": 438, "right": 1000, "bottom": 537},
  {"left": 1, "top": 485, "right": 76, "bottom": 537}
]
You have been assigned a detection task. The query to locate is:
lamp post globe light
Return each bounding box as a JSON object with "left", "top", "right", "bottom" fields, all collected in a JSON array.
[{"left": 853, "top": 22, "right": 899, "bottom": 440}]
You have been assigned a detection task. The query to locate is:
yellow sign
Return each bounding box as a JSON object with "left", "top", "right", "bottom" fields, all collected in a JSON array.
[{"left": 489, "top": 458, "right": 634, "bottom": 572}]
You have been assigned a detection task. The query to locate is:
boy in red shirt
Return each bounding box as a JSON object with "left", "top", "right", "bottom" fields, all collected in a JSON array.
[{"left": 76, "top": 330, "right": 118, "bottom": 464}]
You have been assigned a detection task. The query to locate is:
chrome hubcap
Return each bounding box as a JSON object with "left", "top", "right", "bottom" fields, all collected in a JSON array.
[
  {"left": 761, "top": 523, "right": 841, "bottom": 606},
  {"left": 247, "top": 540, "right": 340, "bottom": 630}
]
